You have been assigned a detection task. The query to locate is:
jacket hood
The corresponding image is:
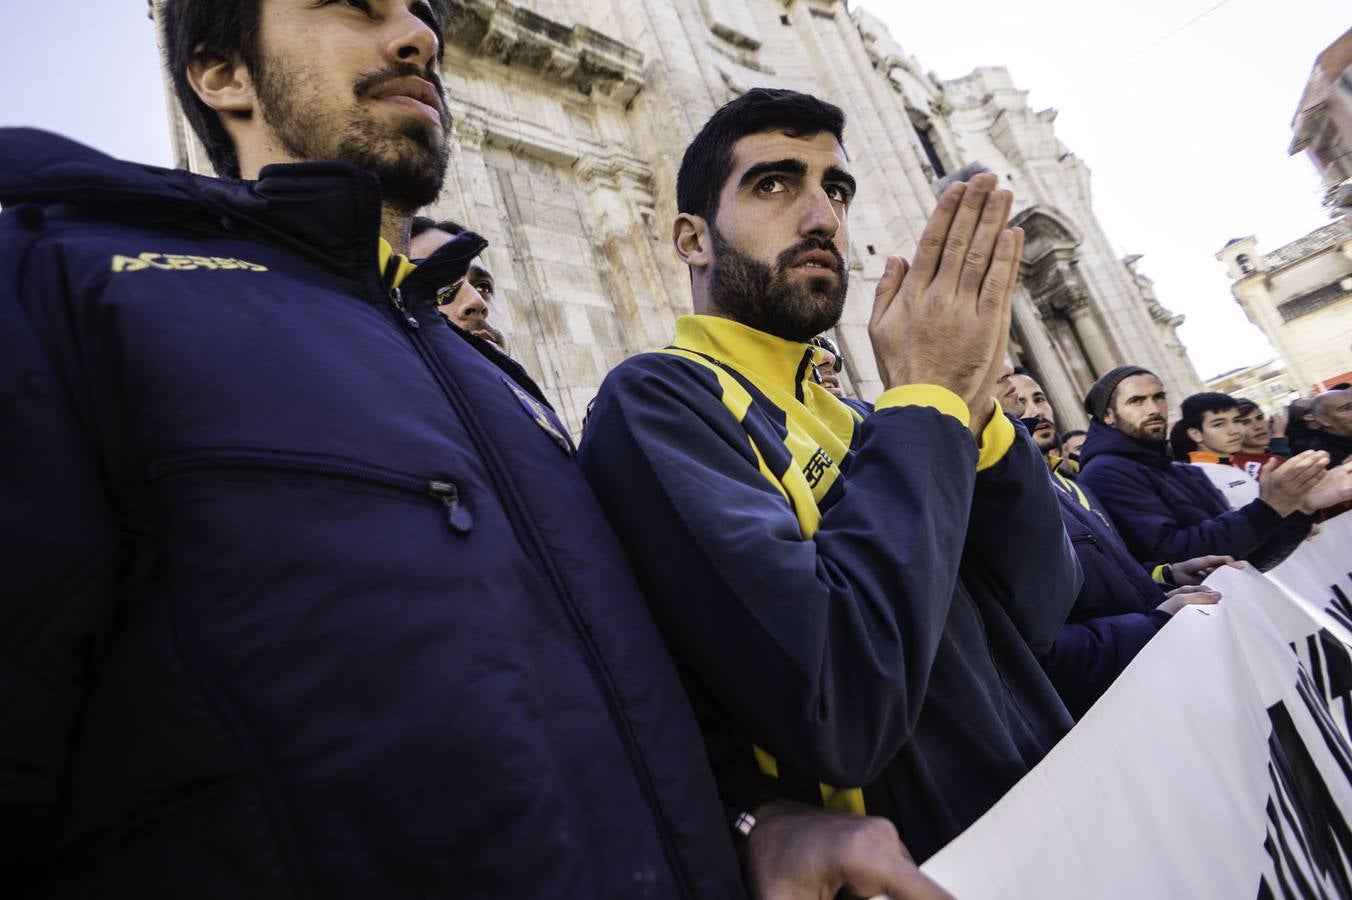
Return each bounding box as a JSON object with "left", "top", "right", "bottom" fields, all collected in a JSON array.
[
  {"left": 0, "top": 128, "right": 486, "bottom": 290},
  {"left": 1078, "top": 417, "right": 1172, "bottom": 470}
]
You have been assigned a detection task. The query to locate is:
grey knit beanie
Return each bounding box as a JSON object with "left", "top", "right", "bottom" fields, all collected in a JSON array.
[{"left": 1083, "top": 365, "right": 1154, "bottom": 421}]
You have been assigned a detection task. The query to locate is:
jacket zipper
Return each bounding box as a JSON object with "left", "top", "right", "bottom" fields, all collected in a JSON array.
[
  {"left": 150, "top": 448, "right": 472, "bottom": 535},
  {"left": 378, "top": 273, "right": 692, "bottom": 894}
]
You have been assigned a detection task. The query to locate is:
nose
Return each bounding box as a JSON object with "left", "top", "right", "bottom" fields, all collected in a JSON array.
[
  {"left": 799, "top": 186, "right": 841, "bottom": 240},
  {"left": 385, "top": 3, "right": 440, "bottom": 66},
  {"left": 455, "top": 284, "right": 489, "bottom": 326}
]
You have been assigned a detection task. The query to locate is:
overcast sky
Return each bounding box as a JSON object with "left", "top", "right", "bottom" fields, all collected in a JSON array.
[
  {"left": 2, "top": 0, "right": 1346, "bottom": 380},
  {"left": 862, "top": 0, "right": 1348, "bottom": 380}
]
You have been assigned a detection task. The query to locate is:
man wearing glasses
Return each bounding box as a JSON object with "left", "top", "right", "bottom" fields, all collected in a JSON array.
[{"left": 410, "top": 216, "right": 507, "bottom": 352}]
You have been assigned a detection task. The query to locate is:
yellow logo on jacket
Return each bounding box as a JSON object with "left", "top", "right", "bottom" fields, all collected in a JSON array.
[{"left": 111, "top": 252, "right": 268, "bottom": 273}]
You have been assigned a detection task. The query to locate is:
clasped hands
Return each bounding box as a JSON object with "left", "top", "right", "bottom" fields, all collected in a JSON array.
[{"left": 869, "top": 173, "right": 1023, "bottom": 439}]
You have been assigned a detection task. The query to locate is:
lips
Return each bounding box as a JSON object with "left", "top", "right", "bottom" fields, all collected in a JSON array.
[
  {"left": 789, "top": 249, "right": 840, "bottom": 273},
  {"left": 368, "top": 76, "right": 443, "bottom": 121}
]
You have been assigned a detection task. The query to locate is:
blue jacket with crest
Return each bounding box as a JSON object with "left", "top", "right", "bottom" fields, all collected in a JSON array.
[{"left": 0, "top": 130, "right": 742, "bottom": 899}]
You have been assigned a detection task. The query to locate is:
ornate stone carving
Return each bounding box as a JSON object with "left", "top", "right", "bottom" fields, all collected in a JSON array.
[
  {"left": 1013, "top": 206, "right": 1092, "bottom": 319},
  {"left": 444, "top": 0, "right": 644, "bottom": 105}
]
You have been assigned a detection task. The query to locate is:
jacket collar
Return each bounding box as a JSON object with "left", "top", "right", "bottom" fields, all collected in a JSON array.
[
  {"left": 1048, "top": 453, "right": 1080, "bottom": 476},
  {"left": 0, "top": 128, "right": 484, "bottom": 296},
  {"left": 673, "top": 314, "right": 818, "bottom": 399},
  {"left": 1078, "top": 417, "right": 1173, "bottom": 470}
]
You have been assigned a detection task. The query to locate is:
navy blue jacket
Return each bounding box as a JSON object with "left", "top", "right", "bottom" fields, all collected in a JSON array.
[
  {"left": 0, "top": 130, "right": 742, "bottom": 898},
  {"left": 1078, "top": 419, "right": 1310, "bottom": 571},
  {"left": 1041, "top": 473, "right": 1169, "bottom": 718},
  {"left": 579, "top": 317, "right": 1080, "bottom": 862},
  {"left": 1310, "top": 430, "right": 1352, "bottom": 468}
]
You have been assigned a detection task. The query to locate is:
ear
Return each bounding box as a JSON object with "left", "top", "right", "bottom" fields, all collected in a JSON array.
[
  {"left": 1186, "top": 426, "right": 1203, "bottom": 445},
  {"left": 186, "top": 46, "right": 256, "bottom": 115},
  {"left": 672, "top": 213, "right": 712, "bottom": 272},
  {"left": 1103, "top": 408, "right": 1116, "bottom": 427}
]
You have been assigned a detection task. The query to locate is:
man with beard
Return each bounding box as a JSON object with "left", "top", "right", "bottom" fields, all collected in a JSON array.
[
  {"left": 1078, "top": 367, "right": 1323, "bottom": 571},
  {"left": 1002, "top": 371, "right": 1224, "bottom": 718},
  {"left": 579, "top": 88, "right": 1082, "bottom": 866},
  {"left": 0, "top": 1, "right": 751, "bottom": 896}
]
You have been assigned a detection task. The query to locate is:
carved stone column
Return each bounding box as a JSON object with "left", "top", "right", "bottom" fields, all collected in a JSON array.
[{"left": 1067, "top": 299, "right": 1116, "bottom": 378}]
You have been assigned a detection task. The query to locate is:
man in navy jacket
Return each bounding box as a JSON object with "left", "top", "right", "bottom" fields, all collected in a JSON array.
[
  {"left": 1077, "top": 366, "right": 1323, "bottom": 571},
  {"left": 581, "top": 88, "right": 1081, "bottom": 867},
  {"left": 0, "top": 1, "right": 753, "bottom": 896},
  {"left": 1000, "top": 371, "right": 1225, "bottom": 717}
]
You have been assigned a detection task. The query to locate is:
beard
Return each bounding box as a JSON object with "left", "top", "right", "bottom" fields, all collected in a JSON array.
[
  {"left": 708, "top": 227, "right": 848, "bottom": 343},
  {"left": 1119, "top": 415, "right": 1167, "bottom": 444},
  {"left": 253, "top": 57, "right": 452, "bottom": 215},
  {"left": 1027, "top": 416, "right": 1059, "bottom": 451}
]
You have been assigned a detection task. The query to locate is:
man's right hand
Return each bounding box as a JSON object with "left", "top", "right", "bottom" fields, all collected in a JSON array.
[
  {"left": 744, "top": 801, "right": 954, "bottom": 900},
  {"left": 1156, "top": 584, "right": 1221, "bottom": 616},
  {"left": 1259, "top": 450, "right": 1330, "bottom": 516},
  {"left": 869, "top": 173, "right": 1024, "bottom": 430}
]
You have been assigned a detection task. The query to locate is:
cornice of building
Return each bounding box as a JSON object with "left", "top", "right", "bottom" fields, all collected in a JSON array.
[
  {"left": 444, "top": 1, "right": 645, "bottom": 107},
  {"left": 1262, "top": 219, "right": 1352, "bottom": 270}
]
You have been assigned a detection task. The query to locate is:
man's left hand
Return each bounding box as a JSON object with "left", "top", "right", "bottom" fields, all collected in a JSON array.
[
  {"left": 1168, "top": 555, "right": 1240, "bottom": 586},
  {"left": 743, "top": 801, "right": 954, "bottom": 900}
]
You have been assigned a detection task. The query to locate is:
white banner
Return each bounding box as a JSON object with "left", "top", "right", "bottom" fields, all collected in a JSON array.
[{"left": 922, "top": 513, "right": 1352, "bottom": 899}]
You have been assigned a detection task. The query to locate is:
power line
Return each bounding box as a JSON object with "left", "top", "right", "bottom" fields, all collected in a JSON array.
[{"left": 1085, "top": 0, "right": 1237, "bottom": 83}]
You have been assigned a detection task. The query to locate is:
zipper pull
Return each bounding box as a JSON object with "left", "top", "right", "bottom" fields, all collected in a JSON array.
[
  {"left": 389, "top": 286, "right": 420, "bottom": 331},
  {"left": 428, "top": 480, "right": 472, "bottom": 534}
]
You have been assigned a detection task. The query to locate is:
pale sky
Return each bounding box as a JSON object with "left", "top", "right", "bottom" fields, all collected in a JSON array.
[
  {"left": 861, "top": 0, "right": 1349, "bottom": 380},
  {"left": 2, "top": 0, "right": 1346, "bottom": 380}
]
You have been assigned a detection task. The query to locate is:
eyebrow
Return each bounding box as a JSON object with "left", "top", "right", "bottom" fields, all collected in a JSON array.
[
  {"left": 738, "top": 159, "right": 807, "bottom": 191},
  {"left": 825, "top": 165, "right": 857, "bottom": 197},
  {"left": 737, "top": 159, "right": 857, "bottom": 198}
]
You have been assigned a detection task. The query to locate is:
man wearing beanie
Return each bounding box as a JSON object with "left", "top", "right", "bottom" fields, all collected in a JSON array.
[{"left": 1077, "top": 368, "right": 1325, "bottom": 571}]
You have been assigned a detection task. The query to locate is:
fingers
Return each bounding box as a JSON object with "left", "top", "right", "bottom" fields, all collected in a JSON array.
[
  {"left": 933, "top": 173, "right": 998, "bottom": 296},
  {"left": 870, "top": 256, "right": 909, "bottom": 328},
  {"left": 978, "top": 227, "right": 1023, "bottom": 317},
  {"left": 994, "top": 226, "right": 1020, "bottom": 334},
  {"left": 872, "top": 861, "right": 957, "bottom": 900},
  {"left": 1191, "top": 554, "right": 1237, "bottom": 578},
  {"left": 909, "top": 183, "right": 967, "bottom": 293},
  {"left": 958, "top": 188, "right": 1014, "bottom": 304},
  {"left": 1276, "top": 451, "right": 1330, "bottom": 493}
]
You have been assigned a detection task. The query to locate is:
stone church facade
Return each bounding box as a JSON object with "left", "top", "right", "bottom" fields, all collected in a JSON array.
[{"left": 156, "top": 0, "right": 1202, "bottom": 433}]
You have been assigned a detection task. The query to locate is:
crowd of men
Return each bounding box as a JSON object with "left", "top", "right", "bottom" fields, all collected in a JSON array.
[{"left": 3, "top": 1, "right": 1352, "bottom": 898}]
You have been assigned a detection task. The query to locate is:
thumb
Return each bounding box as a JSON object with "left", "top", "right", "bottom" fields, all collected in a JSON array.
[
  {"left": 870, "top": 256, "right": 908, "bottom": 327},
  {"left": 1259, "top": 456, "right": 1279, "bottom": 480}
]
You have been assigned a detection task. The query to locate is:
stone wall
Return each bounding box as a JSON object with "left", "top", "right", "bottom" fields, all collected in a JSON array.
[{"left": 155, "top": 0, "right": 1205, "bottom": 433}]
